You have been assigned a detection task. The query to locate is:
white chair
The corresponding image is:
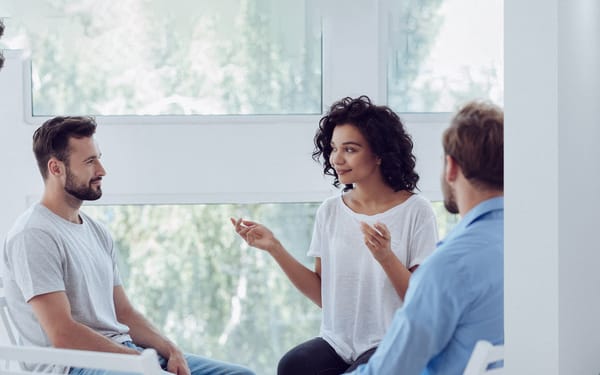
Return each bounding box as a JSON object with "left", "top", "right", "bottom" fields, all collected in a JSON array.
[
  {"left": 0, "top": 277, "right": 18, "bottom": 346},
  {"left": 0, "top": 279, "right": 162, "bottom": 375},
  {"left": 0, "top": 280, "right": 23, "bottom": 371},
  {"left": 463, "top": 340, "right": 505, "bottom": 375},
  {"left": 0, "top": 296, "right": 17, "bottom": 346},
  {"left": 0, "top": 344, "right": 163, "bottom": 375}
]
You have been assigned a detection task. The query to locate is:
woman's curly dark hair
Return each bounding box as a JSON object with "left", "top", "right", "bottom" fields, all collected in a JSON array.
[{"left": 312, "top": 95, "right": 419, "bottom": 192}]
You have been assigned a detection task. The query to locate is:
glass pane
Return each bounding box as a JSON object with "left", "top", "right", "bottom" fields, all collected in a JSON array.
[
  {"left": 0, "top": 0, "right": 321, "bottom": 116},
  {"left": 84, "top": 201, "right": 457, "bottom": 374},
  {"left": 84, "top": 203, "right": 321, "bottom": 375},
  {"left": 388, "top": 0, "right": 503, "bottom": 112}
]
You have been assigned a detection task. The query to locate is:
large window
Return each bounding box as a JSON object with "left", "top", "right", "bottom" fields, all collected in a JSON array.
[
  {"left": 388, "top": 0, "right": 503, "bottom": 112},
  {"left": 84, "top": 203, "right": 321, "bottom": 375},
  {"left": 1, "top": 0, "right": 504, "bottom": 116},
  {"left": 0, "top": 0, "right": 321, "bottom": 115},
  {"left": 84, "top": 201, "right": 457, "bottom": 374}
]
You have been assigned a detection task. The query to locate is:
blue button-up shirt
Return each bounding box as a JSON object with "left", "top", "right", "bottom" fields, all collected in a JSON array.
[{"left": 350, "top": 197, "right": 504, "bottom": 375}]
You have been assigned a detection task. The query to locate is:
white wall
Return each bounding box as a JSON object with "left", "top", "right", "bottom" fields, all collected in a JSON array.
[
  {"left": 505, "top": 0, "right": 600, "bottom": 373},
  {"left": 0, "top": 51, "right": 39, "bottom": 242},
  {"left": 557, "top": 1, "right": 600, "bottom": 373}
]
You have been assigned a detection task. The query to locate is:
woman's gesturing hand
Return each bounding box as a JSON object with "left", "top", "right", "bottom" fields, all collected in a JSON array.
[
  {"left": 230, "top": 217, "right": 279, "bottom": 254},
  {"left": 360, "top": 222, "right": 394, "bottom": 264}
]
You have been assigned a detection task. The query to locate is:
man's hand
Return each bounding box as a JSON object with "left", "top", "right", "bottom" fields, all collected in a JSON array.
[{"left": 166, "top": 348, "right": 191, "bottom": 375}]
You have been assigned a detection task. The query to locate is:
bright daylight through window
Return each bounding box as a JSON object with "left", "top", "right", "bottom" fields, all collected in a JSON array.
[
  {"left": 387, "top": 0, "right": 503, "bottom": 112},
  {"left": 83, "top": 202, "right": 458, "bottom": 375},
  {"left": 0, "top": 0, "right": 321, "bottom": 115}
]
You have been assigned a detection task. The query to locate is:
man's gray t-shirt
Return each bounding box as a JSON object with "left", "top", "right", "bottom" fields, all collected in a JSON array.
[{"left": 1, "top": 203, "right": 131, "bottom": 370}]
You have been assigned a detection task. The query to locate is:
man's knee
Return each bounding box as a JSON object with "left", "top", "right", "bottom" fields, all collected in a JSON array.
[{"left": 184, "top": 353, "right": 254, "bottom": 375}]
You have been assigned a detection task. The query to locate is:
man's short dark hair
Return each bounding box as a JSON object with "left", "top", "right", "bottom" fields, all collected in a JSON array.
[{"left": 33, "top": 116, "right": 97, "bottom": 179}]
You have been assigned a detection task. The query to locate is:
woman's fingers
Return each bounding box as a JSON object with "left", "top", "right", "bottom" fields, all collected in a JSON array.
[
  {"left": 230, "top": 217, "right": 244, "bottom": 232},
  {"left": 361, "top": 222, "right": 385, "bottom": 241},
  {"left": 241, "top": 219, "right": 259, "bottom": 226},
  {"left": 231, "top": 217, "right": 257, "bottom": 244},
  {"left": 374, "top": 222, "right": 390, "bottom": 240},
  {"left": 369, "top": 235, "right": 382, "bottom": 248}
]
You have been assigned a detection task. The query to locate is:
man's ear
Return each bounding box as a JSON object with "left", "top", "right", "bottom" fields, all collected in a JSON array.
[
  {"left": 444, "top": 155, "right": 459, "bottom": 183},
  {"left": 47, "top": 158, "right": 64, "bottom": 177}
]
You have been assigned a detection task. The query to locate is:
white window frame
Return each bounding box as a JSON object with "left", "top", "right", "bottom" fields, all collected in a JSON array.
[{"left": 1, "top": 0, "right": 451, "bottom": 240}]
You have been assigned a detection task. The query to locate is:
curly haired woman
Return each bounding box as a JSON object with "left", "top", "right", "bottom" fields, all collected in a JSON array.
[{"left": 232, "top": 96, "right": 438, "bottom": 375}]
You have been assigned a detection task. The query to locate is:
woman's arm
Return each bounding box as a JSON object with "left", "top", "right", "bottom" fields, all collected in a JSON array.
[
  {"left": 360, "top": 222, "right": 415, "bottom": 300},
  {"left": 231, "top": 218, "right": 322, "bottom": 307}
]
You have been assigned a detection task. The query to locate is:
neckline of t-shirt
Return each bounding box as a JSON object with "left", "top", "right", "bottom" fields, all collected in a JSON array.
[
  {"left": 36, "top": 203, "right": 88, "bottom": 229},
  {"left": 338, "top": 193, "right": 418, "bottom": 220}
]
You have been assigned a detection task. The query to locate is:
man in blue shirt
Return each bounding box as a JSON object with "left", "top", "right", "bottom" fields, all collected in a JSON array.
[{"left": 349, "top": 100, "right": 504, "bottom": 375}]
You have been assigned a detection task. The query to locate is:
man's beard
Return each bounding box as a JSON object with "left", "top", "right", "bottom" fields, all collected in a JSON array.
[
  {"left": 65, "top": 168, "right": 102, "bottom": 201},
  {"left": 442, "top": 178, "right": 459, "bottom": 214}
]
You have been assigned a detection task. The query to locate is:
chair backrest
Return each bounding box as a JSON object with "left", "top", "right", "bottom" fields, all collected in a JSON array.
[
  {"left": 0, "top": 345, "right": 163, "bottom": 375},
  {"left": 0, "top": 297, "right": 18, "bottom": 346},
  {"left": 0, "top": 298, "right": 19, "bottom": 371},
  {"left": 0, "top": 279, "right": 23, "bottom": 371},
  {"left": 0, "top": 277, "right": 18, "bottom": 347},
  {"left": 463, "top": 340, "right": 505, "bottom": 375}
]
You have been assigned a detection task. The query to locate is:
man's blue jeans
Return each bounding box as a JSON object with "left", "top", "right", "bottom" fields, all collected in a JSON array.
[{"left": 68, "top": 341, "right": 254, "bottom": 375}]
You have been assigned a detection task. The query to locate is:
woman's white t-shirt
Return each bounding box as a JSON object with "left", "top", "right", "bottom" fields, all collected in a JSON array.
[{"left": 307, "top": 193, "right": 438, "bottom": 362}]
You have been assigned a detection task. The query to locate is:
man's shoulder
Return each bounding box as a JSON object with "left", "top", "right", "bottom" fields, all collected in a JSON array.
[
  {"left": 446, "top": 206, "right": 503, "bottom": 247},
  {"left": 448, "top": 221, "right": 502, "bottom": 245},
  {"left": 421, "top": 220, "right": 503, "bottom": 271},
  {"left": 420, "top": 224, "right": 503, "bottom": 292},
  {"left": 6, "top": 204, "right": 54, "bottom": 242},
  {"left": 435, "top": 228, "right": 503, "bottom": 270}
]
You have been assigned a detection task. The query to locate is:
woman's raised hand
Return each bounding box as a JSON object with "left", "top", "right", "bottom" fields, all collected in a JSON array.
[
  {"left": 360, "top": 221, "right": 394, "bottom": 263},
  {"left": 230, "top": 217, "right": 279, "bottom": 253}
]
